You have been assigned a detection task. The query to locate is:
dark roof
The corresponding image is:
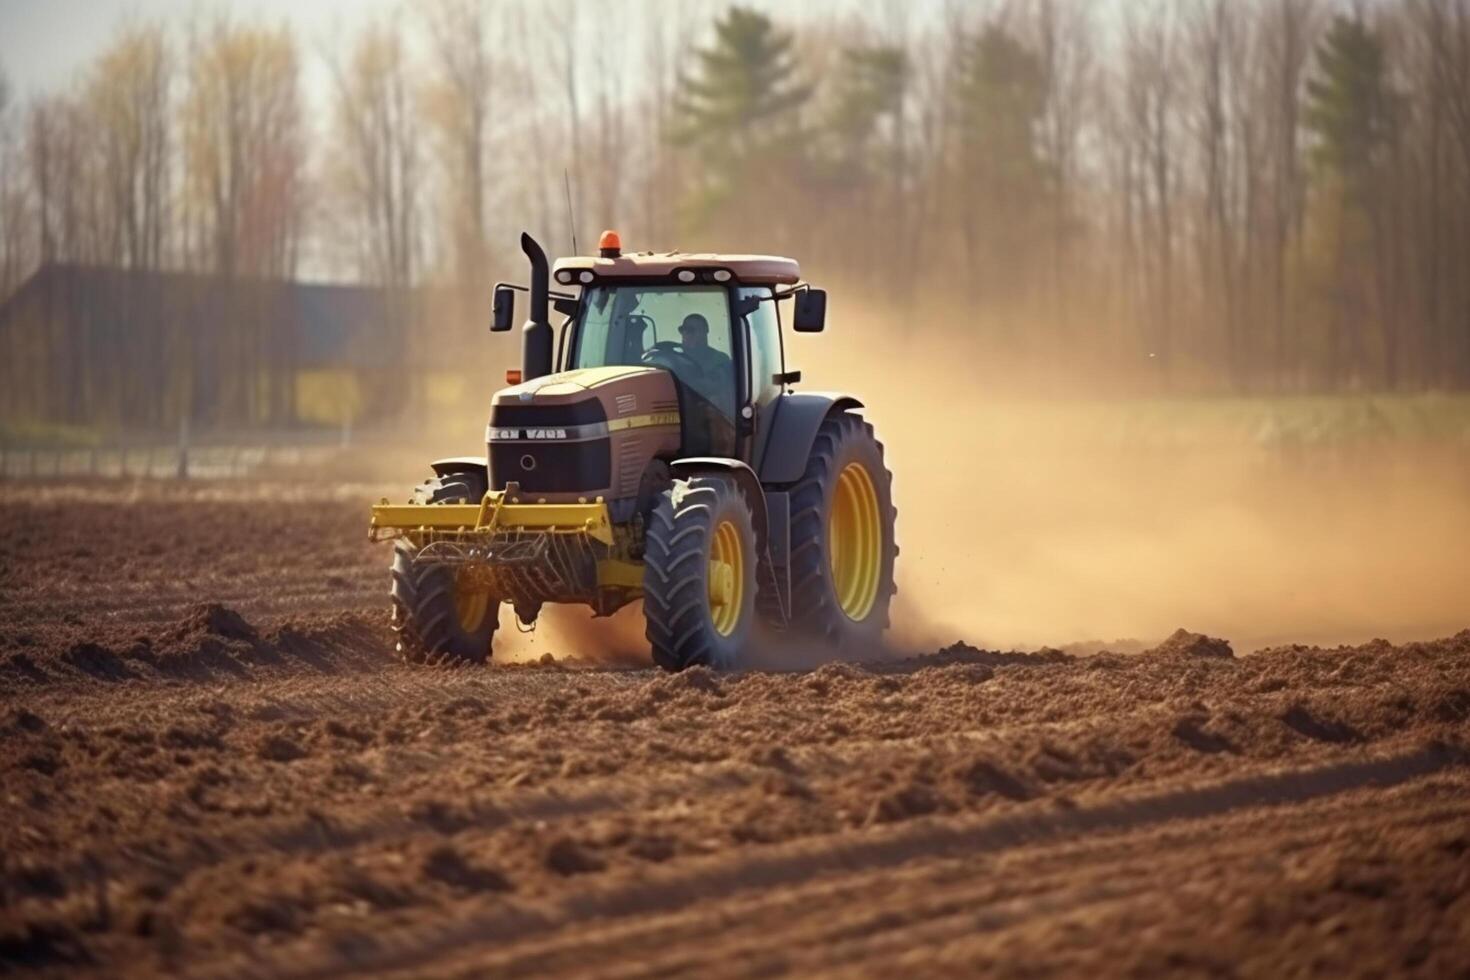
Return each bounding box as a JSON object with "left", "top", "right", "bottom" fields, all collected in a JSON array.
[{"left": 0, "top": 263, "right": 419, "bottom": 369}]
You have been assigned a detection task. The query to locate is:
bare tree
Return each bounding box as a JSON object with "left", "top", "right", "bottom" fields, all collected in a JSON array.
[
  {"left": 328, "top": 21, "right": 422, "bottom": 288},
  {"left": 1446, "top": 0, "right": 1470, "bottom": 386},
  {"left": 27, "top": 95, "right": 105, "bottom": 266},
  {"left": 639, "top": 6, "right": 697, "bottom": 246},
  {"left": 1187, "top": 0, "right": 1257, "bottom": 388},
  {"left": 86, "top": 24, "right": 172, "bottom": 269},
  {"left": 1114, "top": 2, "right": 1184, "bottom": 386},
  {"left": 178, "top": 17, "right": 307, "bottom": 427},
  {"left": 1260, "top": 0, "right": 1320, "bottom": 390},
  {"left": 26, "top": 98, "right": 58, "bottom": 265},
  {"left": 0, "top": 65, "right": 33, "bottom": 299},
  {"left": 1410, "top": 0, "right": 1470, "bottom": 386},
  {"left": 182, "top": 17, "right": 306, "bottom": 278},
  {"left": 586, "top": 12, "right": 630, "bottom": 238},
  {"left": 1031, "top": 0, "right": 1095, "bottom": 331},
  {"left": 423, "top": 0, "right": 500, "bottom": 281}
]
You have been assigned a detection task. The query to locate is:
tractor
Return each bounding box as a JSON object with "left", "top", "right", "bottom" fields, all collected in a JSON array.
[{"left": 369, "top": 231, "right": 896, "bottom": 670}]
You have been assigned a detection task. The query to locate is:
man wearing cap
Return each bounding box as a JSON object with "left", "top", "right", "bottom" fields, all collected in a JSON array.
[{"left": 676, "top": 313, "right": 734, "bottom": 414}]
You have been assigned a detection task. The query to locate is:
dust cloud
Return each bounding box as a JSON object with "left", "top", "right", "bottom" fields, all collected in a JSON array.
[
  {"left": 492, "top": 601, "right": 653, "bottom": 666},
  {"left": 790, "top": 289, "right": 1470, "bottom": 654}
]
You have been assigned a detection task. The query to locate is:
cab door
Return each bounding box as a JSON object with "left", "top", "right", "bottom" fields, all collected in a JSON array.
[{"left": 736, "top": 286, "right": 784, "bottom": 469}]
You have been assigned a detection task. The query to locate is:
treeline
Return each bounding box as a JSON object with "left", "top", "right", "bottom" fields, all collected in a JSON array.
[{"left": 1, "top": 0, "right": 1468, "bottom": 394}]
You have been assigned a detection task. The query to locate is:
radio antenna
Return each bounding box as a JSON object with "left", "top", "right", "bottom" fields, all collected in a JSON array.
[{"left": 563, "top": 169, "right": 579, "bottom": 255}]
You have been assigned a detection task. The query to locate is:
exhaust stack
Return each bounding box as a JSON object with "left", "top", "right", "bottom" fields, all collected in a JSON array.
[{"left": 521, "top": 232, "right": 553, "bottom": 381}]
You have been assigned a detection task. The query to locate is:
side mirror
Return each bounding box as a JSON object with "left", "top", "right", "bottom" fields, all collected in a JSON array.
[
  {"left": 491, "top": 286, "right": 515, "bottom": 332},
  {"left": 793, "top": 288, "right": 827, "bottom": 333}
]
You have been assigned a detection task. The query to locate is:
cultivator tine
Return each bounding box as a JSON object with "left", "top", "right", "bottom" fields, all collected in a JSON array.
[{"left": 758, "top": 549, "right": 789, "bottom": 629}]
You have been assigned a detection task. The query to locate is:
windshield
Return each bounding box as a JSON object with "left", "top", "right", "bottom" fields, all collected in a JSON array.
[
  {"left": 570, "top": 284, "right": 737, "bottom": 421},
  {"left": 571, "top": 285, "right": 732, "bottom": 368}
]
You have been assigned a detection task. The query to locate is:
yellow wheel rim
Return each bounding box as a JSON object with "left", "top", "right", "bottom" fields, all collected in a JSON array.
[
  {"left": 708, "top": 519, "right": 745, "bottom": 637},
  {"left": 453, "top": 570, "right": 489, "bottom": 633},
  {"left": 829, "top": 461, "right": 882, "bottom": 622}
]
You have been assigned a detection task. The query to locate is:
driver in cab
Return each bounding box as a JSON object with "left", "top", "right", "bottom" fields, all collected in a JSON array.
[{"left": 674, "top": 313, "right": 734, "bottom": 413}]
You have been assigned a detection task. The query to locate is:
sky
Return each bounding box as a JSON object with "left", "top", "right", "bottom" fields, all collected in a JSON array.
[
  {"left": 0, "top": 0, "right": 957, "bottom": 102},
  {"left": 0, "top": 0, "right": 404, "bottom": 99}
]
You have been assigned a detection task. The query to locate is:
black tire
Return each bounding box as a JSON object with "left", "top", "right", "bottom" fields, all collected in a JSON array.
[
  {"left": 643, "top": 476, "right": 758, "bottom": 671},
  {"left": 390, "top": 473, "right": 497, "bottom": 666},
  {"left": 786, "top": 411, "right": 897, "bottom": 642}
]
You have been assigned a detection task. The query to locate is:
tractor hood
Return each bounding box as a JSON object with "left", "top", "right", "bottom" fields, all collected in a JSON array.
[
  {"left": 495, "top": 365, "right": 659, "bottom": 401},
  {"left": 486, "top": 365, "right": 682, "bottom": 503},
  {"left": 490, "top": 364, "right": 680, "bottom": 433}
]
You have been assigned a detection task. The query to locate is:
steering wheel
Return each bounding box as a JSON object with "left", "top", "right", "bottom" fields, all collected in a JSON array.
[{"left": 641, "top": 341, "right": 699, "bottom": 374}]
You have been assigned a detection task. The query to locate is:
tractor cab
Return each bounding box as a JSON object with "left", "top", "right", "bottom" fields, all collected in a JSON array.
[{"left": 493, "top": 231, "right": 825, "bottom": 471}]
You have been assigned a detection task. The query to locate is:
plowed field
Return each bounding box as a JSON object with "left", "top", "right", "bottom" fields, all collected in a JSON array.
[{"left": 2, "top": 482, "right": 1467, "bottom": 977}]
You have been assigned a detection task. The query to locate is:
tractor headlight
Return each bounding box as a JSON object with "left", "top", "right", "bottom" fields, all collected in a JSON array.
[
  {"left": 555, "top": 270, "right": 573, "bottom": 285},
  {"left": 578, "top": 271, "right": 594, "bottom": 284},
  {"left": 712, "top": 269, "right": 732, "bottom": 283},
  {"left": 676, "top": 269, "right": 696, "bottom": 283}
]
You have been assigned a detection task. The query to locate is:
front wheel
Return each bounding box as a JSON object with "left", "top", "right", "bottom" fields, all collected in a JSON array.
[
  {"left": 390, "top": 473, "right": 498, "bottom": 665},
  {"left": 643, "top": 476, "right": 758, "bottom": 671}
]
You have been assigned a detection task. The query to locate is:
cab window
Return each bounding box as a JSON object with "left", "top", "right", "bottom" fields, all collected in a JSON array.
[
  {"left": 572, "top": 284, "right": 737, "bottom": 454},
  {"left": 738, "top": 286, "right": 783, "bottom": 467},
  {"left": 739, "top": 286, "right": 782, "bottom": 405}
]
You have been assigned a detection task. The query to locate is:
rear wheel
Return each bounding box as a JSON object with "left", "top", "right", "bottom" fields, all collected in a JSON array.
[
  {"left": 643, "top": 476, "right": 757, "bottom": 671},
  {"left": 390, "top": 473, "right": 498, "bottom": 665},
  {"left": 786, "top": 412, "right": 896, "bottom": 643}
]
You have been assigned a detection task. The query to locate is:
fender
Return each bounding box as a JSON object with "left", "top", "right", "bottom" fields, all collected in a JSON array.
[
  {"left": 756, "top": 392, "right": 865, "bottom": 485},
  {"left": 429, "top": 456, "right": 489, "bottom": 482},
  {"left": 670, "top": 457, "right": 769, "bottom": 556}
]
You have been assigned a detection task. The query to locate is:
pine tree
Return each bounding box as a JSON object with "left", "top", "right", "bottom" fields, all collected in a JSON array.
[
  {"left": 829, "top": 44, "right": 907, "bottom": 176},
  {"left": 1305, "top": 14, "right": 1397, "bottom": 207},
  {"left": 822, "top": 43, "right": 909, "bottom": 282},
  {"left": 1304, "top": 14, "right": 1401, "bottom": 387},
  {"left": 672, "top": 7, "right": 809, "bottom": 224},
  {"left": 954, "top": 25, "right": 1048, "bottom": 192},
  {"left": 950, "top": 24, "right": 1050, "bottom": 309}
]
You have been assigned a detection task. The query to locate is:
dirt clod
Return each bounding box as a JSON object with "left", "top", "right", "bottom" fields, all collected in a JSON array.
[
  {"left": 954, "top": 758, "right": 1033, "bottom": 801},
  {"left": 544, "top": 837, "right": 605, "bottom": 876},
  {"left": 422, "top": 845, "right": 511, "bottom": 893},
  {"left": 1281, "top": 705, "right": 1360, "bottom": 744},
  {"left": 1147, "top": 628, "right": 1235, "bottom": 659},
  {"left": 867, "top": 781, "right": 942, "bottom": 824},
  {"left": 255, "top": 733, "right": 308, "bottom": 762}
]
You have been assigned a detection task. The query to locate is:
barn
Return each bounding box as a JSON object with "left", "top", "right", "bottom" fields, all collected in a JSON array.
[{"left": 0, "top": 264, "right": 456, "bottom": 432}]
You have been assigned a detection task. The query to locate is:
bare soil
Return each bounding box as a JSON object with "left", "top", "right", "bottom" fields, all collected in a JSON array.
[{"left": 1, "top": 481, "right": 1468, "bottom": 978}]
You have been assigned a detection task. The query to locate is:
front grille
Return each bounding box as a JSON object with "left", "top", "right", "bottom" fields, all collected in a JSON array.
[
  {"left": 488, "top": 397, "right": 612, "bottom": 493},
  {"left": 490, "top": 440, "right": 611, "bottom": 493}
]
